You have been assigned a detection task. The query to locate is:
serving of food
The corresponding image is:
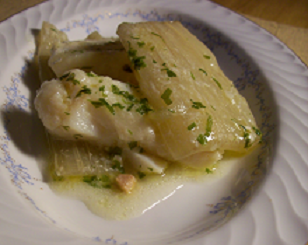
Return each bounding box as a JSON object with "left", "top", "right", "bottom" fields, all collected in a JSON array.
[
  {"left": 32, "top": 20, "right": 262, "bottom": 219},
  {"left": 3, "top": 1, "right": 302, "bottom": 244}
]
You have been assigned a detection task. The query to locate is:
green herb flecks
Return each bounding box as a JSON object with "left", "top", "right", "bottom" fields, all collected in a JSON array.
[
  {"left": 127, "top": 42, "right": 146, "bottom": 70},
  {"left": 203, "top": 55, "right": 211, "bottom": 59},
  {"left": 231, "top": 119, "right": 252, "bottom": 148},
  {"left": 150, "top": 32, "right": 165, "bottom": 42},
  {"left": 137, "top": 41, "right": 145, "bottom": 47},
  {"left": 130, "top": 36, "right": 140, "bottom": 39},
  {"left": 111, "top": 84, "right": 138, "bottom": 103},
  {"left": 205, "top": 115, "right": 213, "bottom": 137},
  {"left": 76, "top": 85, "right": 91, "bottom": 98},
  {"left": 64, "top": 112, "right": 70, "bottom": 115},
  {"left": 137, "top": 171, "right": 146, "bottom": 179},
  {"left": 199, "top": 68, "right": 207, "bottom": 76},
  {"left": 190, "top": 71, "right": 195, "bottom": 80},
  {"left": 161, "top": 66, "right": 177, "bottom": 77},
  {"left": 74, "top": 134, "right": 83, "bottom": 140},
  {"left": 252, "top": 126, "right": 263, "bottom": 143},
  {"left": 190, "top": 99, "right": 206, "bottom": 109},
  {"left": 212, "top": 77, "right": 222, "bottom": 90},
  {"left": 128, "top": 141, "right": 138, "bottom": 150},
  {"left": 59, "top": 72, "right": 80, "bottom": 85},
  {"left": 88, "top": 98, "right": 115, "bottom": 115},
  {"left": 86, "top": 72, "right": 97, "bottom": 77},
  {"left": 126, "top": 103, "right": 134, "bottom": 111},
  {"left": 205, "top": 168, "right": 213, "bottom": 174},
  {"left": 211, "top": 105, "right": 216, "bottom": 111},
  {"left": 83, "top": 175, "right": 111, "bottom": 189},
  {"left": 168, "top": 109, "right": 175, "bottom": 113},
  {"left": 112, "top": 160, "right": 125, "bottom": 173},
  {"left": 50, "top": 28, "right": 56, "bottom": 32},
  {"left": 188, "top": 122, "right": 197, "bottom": 131},
  {"left": 150, "top": 46, "right": 155, "bottom": 51},
  {"left": 148, "top": 168, "right": 153, "bottom": 172},
  {"left": 136, "top": 98, "right": 153, "bottom": 115},
  {"left": 112, "top": 103, "right": 125, "bottom": 110},
  {"left": 161, "top": 88, "right": 172, "bottom": 105},
  {"left": 128, "top": 129, "right": 133, "bottom": 135},
  {"left": 98, "top": 79, "right": 103, "bottom": 83},
  {"left": 153, "top": 59, "right": 157, "bottom": 63},
  {"left": 197, "top": 134, "right": 207, "bottom": 145},
  {"left": 63, "top": 126, "right": 70, "bottom": 131}
]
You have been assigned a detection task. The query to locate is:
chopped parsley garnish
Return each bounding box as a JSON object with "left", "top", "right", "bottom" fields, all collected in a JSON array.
[
  {"left": 59, "top": 72, "right": 80, "bottom": 85},
  {"left": 168, "top": 109, "right": 175, "bottom": 113},
  {"left": 148, "top": 167, "right": 154, "bottom": 172},
  {"left": 190, "top": 99, "right": 206, "bottom": 109},
  {"left": 205, "top": 115, "right": 213, "bottom": 137},
  {"left": 63, "top": 126, "right": 70, "bottom": 131},
  {"left": 244, "top": 132, "right": 250, "bottom": 148},
  {"left": 64, "top": 112, "right": 70, "bottom": 115},
  {"left": 161, "top": 88, "right": 172, "bottom": 105},
  {"left": 188, "top": 122, "right": 197, "bottom": 131},
  {"left": 128, "top": 129, "right": 133, "bottom": 135},
  {"left": 199, "top": 68, "right": 207, "bottom": 76},
  {"left": 127, "top": 42, "right": 146, "bottom": 70},
  {"left": 88, "top": 98, "right": 115, "bottom": 115},
  {"left": 128, "top": 141, "right": 138, "bottom": 150},
  {"left": 137, "top": 41, "right": 145, "bottom": 47},
  {"left": 212, "top": 77, "right": 222, "bottom": 90},
  {"left": 161, "top": 66, "right": 177, "bottom": 77},
  {"left": 190, "top": 71, "right": 195, "bottom": 80},
  {"left": 252, "top": 126, "right": 263, "bottom": 143},
  {"left": 203, "top": 55, "right": 211, "bottom": 59},
  {"left": 98, "top": 79, "right": 103, "bottom": 83},
  {"left": 99, "top": 85, "right": 106, "bottom": 96},
  {"left": 74, "top": 134, "right": 83, "bottom": 140},
  {"left": 136, "top": 98, "right": 153, "bottom": 115},
  {"left": 50, "top": 28, "right": 56, "bottom": 31},
  {"left": 130, "top": 36, "right": 140, "bottom": 39},
  {"left": 205, "top": 168, "right": 213, "bottom": 174},
  {"left": 112, "top": 160, "right": 125, "bottom": 173},
  {"left": 76, "top": 85, "right": 91, "bottom": 98},
  {"left": 232, "top": 119, "right": 251, "bottom": 148},
  {"left": 197, "top": 134, "right": 207, "bottom": 145},
  {"left": 112, "top": 103, "right": 125, "bottom": 109},
  {"left": 111, "top": 84, "right": 138, "bottom": 102},
  {"left": 137, "top": 171, "right": 146, "bottom": 179},
  {"left": 252, "top": 126, "right": 262, "bottom": 136},
  {"left": 111, "top": 84, "right": 121, "bottom": 94},
  {"left": 83, "top": 175, "right": 111, "bottom": 189},
  {"left": 196, "top": 115, "right": 212, "bottom": 144},
  {"left": 211, "top": 105, "right": 216, "bottom": 111},
  {"left": 150, "top": 46, "right": 155, "bottom": 51},
  {"left": 126, "top": 103, "right": 134, "bottom": 111},
  {"left": 150, "top": 32, "right": 165, "bottom": 42},
  {"left": 153, "top": 59, "right": 157, "bottom": 63}
]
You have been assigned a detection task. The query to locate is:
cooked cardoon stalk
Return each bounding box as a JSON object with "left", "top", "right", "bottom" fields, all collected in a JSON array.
[
  {"left": 117, "top": 21, "right": 261, "bottom": 161},
  {"left": 37, "top": 21, "right": 68, "bottom": 82}
]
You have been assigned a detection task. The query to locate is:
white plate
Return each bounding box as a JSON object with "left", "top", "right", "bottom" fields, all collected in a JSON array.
[{"left": 0, "top": 0, "right": 308, "bottom": 244}]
